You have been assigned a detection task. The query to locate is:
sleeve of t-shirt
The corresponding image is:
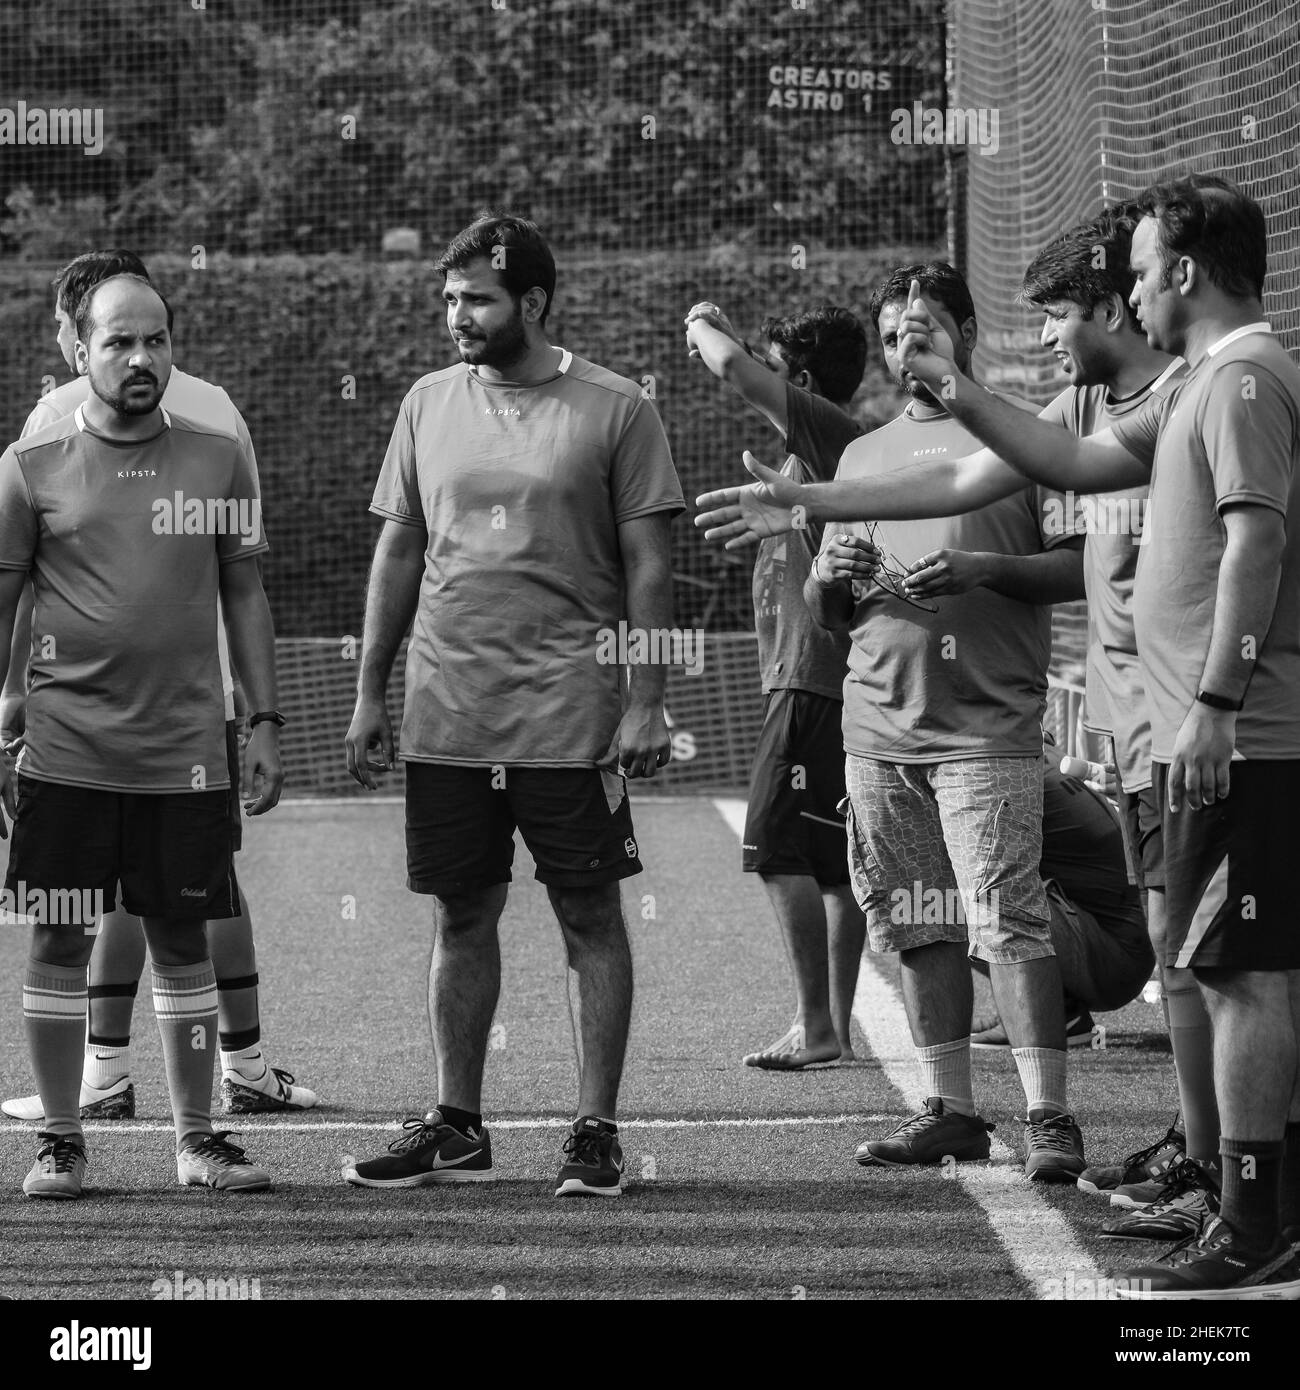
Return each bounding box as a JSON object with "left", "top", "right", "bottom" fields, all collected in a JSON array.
[
  {"left": 609, "top": 395, "right": 685, "bottom": 523},
  {"left": 369, "top": 394, "right": 425, "bottom": 528},
  {"left": 1108, "top": 392, "right": 1164, "bottom": 467},
  {"left": 1035, "top": 479, "right": 1087, "bottom": 552},
  {"left": 1201, "top": 358, "right": 1298, "bottom": 517},
  {"left": 229, "top": 404, "right": 262, "bottom": 498},
  {"left": 784, "top": 387, "right": 863, "bottom": 483},
  {"left": 1035, "top": 385, "right": 1077, "bottom": 431},
  {"left": 0, "top": 447, "right": 38, "bottom": 571},
  {"left": 21, "top": 395, "right": 63, "bottom": 438},
  {"left": 217, "top": 438, "right": 270, "bottom": 565}
]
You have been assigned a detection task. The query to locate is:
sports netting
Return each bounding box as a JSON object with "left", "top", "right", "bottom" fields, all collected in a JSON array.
[{"left": 954, "top": 0, "right": 1300, "bottom": 401}]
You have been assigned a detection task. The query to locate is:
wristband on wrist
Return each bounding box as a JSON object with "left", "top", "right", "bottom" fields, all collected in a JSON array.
[
  {"left": 248, "top": 710, "right": 287, "bottom": 728},
  {"left": 1195, "top": 688, "right": 1243, "bottom": 712}
]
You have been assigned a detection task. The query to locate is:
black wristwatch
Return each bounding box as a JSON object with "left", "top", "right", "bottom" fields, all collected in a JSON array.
[
  {"left": 248, "top": 710, "right": 287, "bottom": 728},
  {"left": 1195, "top": 688, "right": 1243, "bottom": 712}
]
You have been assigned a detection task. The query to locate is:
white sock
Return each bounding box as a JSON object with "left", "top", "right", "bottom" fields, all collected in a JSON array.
[
  {"left": 1011, "top": 1046, "right": 1068, "bottom": 1115},
  {"left": 84, "top": 1044, "right": 130, "bottom": 1090},
  {"left": 915, "top": 1038, "right": 975, "bottom": 1116},
  {"left": 220, "top": 1044, "right": 266, "bottom": 1079}
]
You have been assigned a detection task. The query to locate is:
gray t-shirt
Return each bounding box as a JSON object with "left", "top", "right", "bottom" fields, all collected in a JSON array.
[
  {"left": 370, "top": 351, "right": 684, "bottom": 766},
  {"left": 752, "top": 386, "right": 857, "bottom": 698}
]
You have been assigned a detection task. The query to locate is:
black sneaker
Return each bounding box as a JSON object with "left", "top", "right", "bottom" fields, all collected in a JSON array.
[
  {"left": 855, "top": 1097, "right": 993, "bottom": 1167},
  {"left": 555, "top": 1117, "right": 624, "bottom": 1197},
  {"left": 1022, "top": 1110, "right": 1086, "bottom": 1182},
  {"left": 1114, "top": 1217, "right": 1300, "bottom": 1300},
  {"left": 1102, "top": 1157, "right": 1220, "bottom": 1241},
  {"left": 343, "top": 1111, "right": 495, "bottom": 1188},
  {"left": 1076, "top": 1117, "right": 1185, "bottom": 1200}
]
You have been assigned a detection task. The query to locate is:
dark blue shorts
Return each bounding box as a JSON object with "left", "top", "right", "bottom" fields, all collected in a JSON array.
[{"left": 404, "top": 762, "right": 642, "bottom": 895}]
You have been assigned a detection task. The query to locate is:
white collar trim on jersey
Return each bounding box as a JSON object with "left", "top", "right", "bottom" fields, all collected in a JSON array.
[
  {"left": 1149, "top": 358, "right": 1187, "bottom": 390},
  {"left": 74, "top": 403, "right": 171, "bottom": 432},
  {"left": 1207, "top": 322, "right": 1272, "bottom": 357}
]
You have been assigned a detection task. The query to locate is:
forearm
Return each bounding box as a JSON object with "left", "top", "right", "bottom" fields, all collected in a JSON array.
[
  {"left": 1, "top": 580, "right": 32, "bottom": 729},
  {"left": 358, "top": 534, "right": 423, "bottom": 700},
  {"left": 977, "top": 545, "right": 1086, "bottom": 604},
  {"left": 1199, "top": 534, "right": 1282, "bottom": 703},
  {"left": 804, "top": 459, "right": 966, "bottom": 522},
  {"left": 802, "top": 565, "right": 855, "bottom": 631},
  {"left": 623, "top": 552, "right": 672, "bottom": 709},
  {"left": 221, "top": 571, "right": 279, "bottom": 712}
]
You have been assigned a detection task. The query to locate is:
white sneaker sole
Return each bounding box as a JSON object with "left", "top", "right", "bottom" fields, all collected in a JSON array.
[
  {"left": 555, "top": 1177, "right": 624, "bottom": 1197},
  {"left": 341, "top": 1166, "right": 497, "bottom": 1187}
]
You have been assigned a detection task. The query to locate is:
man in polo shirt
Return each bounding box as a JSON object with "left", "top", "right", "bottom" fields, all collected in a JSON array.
[
  {"left": 0, "top": 249, "right": 315, "bottom": 1126},
  {"left": 0, "top": 274, "right": 283, "bottom": 1199},
  {"left": 866, "top": 174, "right": 1300, "bottom": 1298},
  {"left": 684, "top": 300, "right": 866, "bottom": 1069},
  {"left": 343, "top": 213, "right": 683, "bottom": 1198}
]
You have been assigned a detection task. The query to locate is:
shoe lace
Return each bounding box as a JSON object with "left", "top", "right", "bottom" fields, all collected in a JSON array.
[
  {"left": 1122, "top": 1119, "right": 1184, "bottom": 1173},
  {"left": 388, "top": 1117, "right": 441, "bottom": 1154},
  {"left": 36, "top": 1133, "right": 84, "bottom": 1171},
  {"left": 191, "top": 1131, "right": 251, "bottom": 1166},
  {"left": 562, "top": 1129, "right": 606, "bottom": 1165},
  {"left": 1022, "top": 1112, "right": 1079, "bottom": 1155},
  {"left": 270, "top": 1067, "right": 296, "bottom": 1092},
  {"left": 1147, "top": 1156, "right": 1214, "bottom": 1206},
  {"left": 885, "top": 1103, "right": 946, "bottom": 1139}
]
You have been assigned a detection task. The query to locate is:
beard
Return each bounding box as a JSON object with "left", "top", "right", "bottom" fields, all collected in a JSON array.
[
  {"left": 456, "top": 307, "right": 529, "bottom": 371},
  {"left": 89, "top": 366, "right": 166, "bottom": 416}
]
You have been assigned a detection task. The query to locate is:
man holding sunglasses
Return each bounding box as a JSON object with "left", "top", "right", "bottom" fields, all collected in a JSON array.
[{"left": 803, "top": 262, "right": 1088, "bottom": 1181}]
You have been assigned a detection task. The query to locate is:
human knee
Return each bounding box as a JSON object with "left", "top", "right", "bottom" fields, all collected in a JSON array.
[{"left": 29, "top": 926, "right": 94, "bottom": 969}]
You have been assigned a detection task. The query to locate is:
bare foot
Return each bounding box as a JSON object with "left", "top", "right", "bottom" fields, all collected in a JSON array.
[{"left": 743, "top": 1024, "right": 841, "bottom": 1070}]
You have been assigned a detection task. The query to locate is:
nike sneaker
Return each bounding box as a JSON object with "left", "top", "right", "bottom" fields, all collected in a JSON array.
[
  {"left": 220, "top": 1059, "right": 318, "bottom": 1114},
  {"left": 2, "top": 1077, "right": 135, "bottom": 1122},
  {"left": 343, "top": 1111, "right": 495, "bottom": 1187},
  {"left": 555, "top": 1116, "right": 624, "bottom": 1196}
]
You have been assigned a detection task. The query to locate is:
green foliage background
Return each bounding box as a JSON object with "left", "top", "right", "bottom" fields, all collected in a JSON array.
[{"left": 0, "top": 246, "right": 938, "bottom": 634}]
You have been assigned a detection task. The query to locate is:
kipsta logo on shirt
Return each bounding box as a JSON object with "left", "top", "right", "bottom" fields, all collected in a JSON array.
[{"left": 484, "top": 406, "right": 521, "bottom": 417}]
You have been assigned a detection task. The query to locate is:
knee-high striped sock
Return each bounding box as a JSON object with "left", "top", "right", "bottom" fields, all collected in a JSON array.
[
  {"left": 152, "top": 961, "right": 218, "bottom": 1151},
  {"left": 24, "top": 959, "right": 88, "bottom": 1139}
]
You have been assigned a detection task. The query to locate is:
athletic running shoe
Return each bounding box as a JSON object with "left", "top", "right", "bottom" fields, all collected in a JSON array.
[
  {"left": 555, "top": 1117, "right": 624, "bottom": 1197},
  {"left": 1076, "top": 1119, "right": 1184, "bottom": 1200},
  {"left": 855, "top": 1097, "right": 993, "bottom": 1167},
  {"left": 343, "top": 1111, "right": 495, "bottom": 1187},
  {"left": 177, "top": 1131, "right": 272, "bottom": 1192},
  {"left": 23, "top": 1132, "right": 88, "bottom": 1199},
  {"left": 970, "top": 1011, "right": 1096, "bottom": 1049},
  {"left": 220, "top": 1062, "right": 318, "bottom": 1114},
  {"left": 2, "top": 1077, "right": 135, "bottom": 1122},
  {"left": 1101, "top": 1158, "right": 1219, "bottom": 1241},
  {"left": 1022, "top": 1110, "right": 1086, "bottom": 1182},
  {"left": 1113, "top": 1217, "right": 1300, "bottom": 1300}
]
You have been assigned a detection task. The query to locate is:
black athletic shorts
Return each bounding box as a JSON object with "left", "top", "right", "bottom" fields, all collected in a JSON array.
[
  {"left": 742, "top": 688, "right": 849, "bottom": 885},
  {"left": 4, "top": 773, "right": 240, "bottom": 923},
  {"left": 1156, "top": 759, "right": 1300, "bottom": 970},
  {"left": 405, "top": 762, "right": 642, "bottom": 894},
  {"left": 1117, "top": 782, "right": 1164, "bottom": 893}
]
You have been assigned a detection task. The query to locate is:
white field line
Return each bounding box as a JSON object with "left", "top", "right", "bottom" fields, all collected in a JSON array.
[
  {"left": 0, "top": 1114, "right": 894, "bottom": 1136},
  {"left": 712, "top": 795, "right": 1106, "bottom": 1301}
]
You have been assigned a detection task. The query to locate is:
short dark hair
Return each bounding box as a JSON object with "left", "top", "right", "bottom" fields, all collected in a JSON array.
[
  {"left": 869, "top": 261, "right": 976, "bottom": 334},
  {"left": 759, "top": 305, "right": 868, "bottom": 405},
  {"left": 1020, "top": 205, "right": 1143, "bottom": 329},
  {"left": 75, "top": 274, "right": 172, "bottom": 346},
  {"left": 434, "top": 212, "right": 557, "bottom": 324},
  {"left": 1135, "top": 174, "right": 1266, "bottom": 300},
  {"left": 53, "top": 250, "right": 150, "bottom": 317}
]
